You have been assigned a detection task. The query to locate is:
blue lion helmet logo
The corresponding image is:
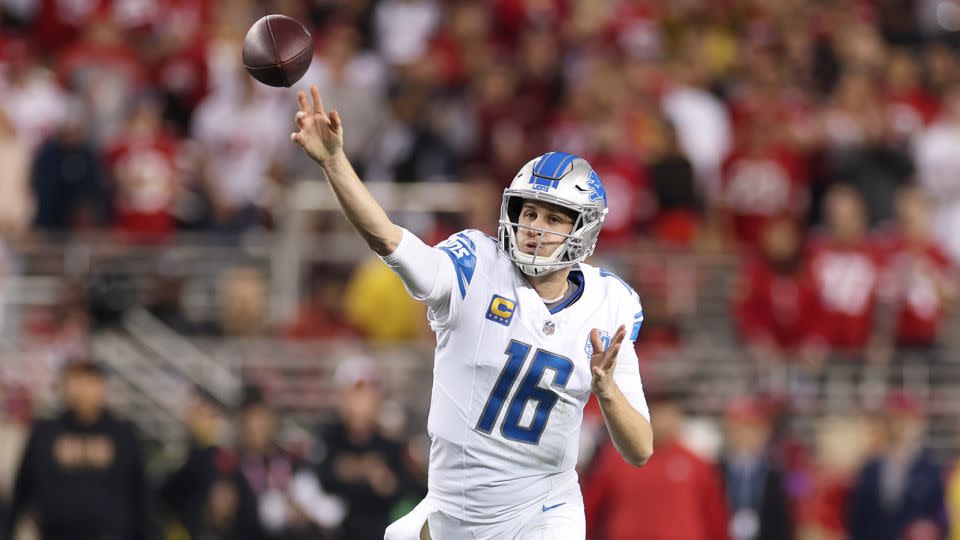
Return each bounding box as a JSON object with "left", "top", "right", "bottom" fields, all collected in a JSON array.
[{"left": 586, "top": 170, "right": 607, "bottom": 207}]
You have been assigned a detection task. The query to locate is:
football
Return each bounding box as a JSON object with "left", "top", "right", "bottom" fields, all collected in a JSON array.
[{"left": 242, "top": 14, "right": 313, "bottom": 87}]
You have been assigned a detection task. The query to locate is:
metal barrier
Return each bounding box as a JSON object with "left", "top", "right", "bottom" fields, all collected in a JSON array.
[{"left": 1, "top": 321, "right": 959, "bottom": 464}]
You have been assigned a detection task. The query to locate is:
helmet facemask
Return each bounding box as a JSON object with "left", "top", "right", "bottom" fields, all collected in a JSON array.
[
  {"left": 497, "top": 152, "right": 608, "bottom": 276},
  {"left": 498, "top": 192, "right": 603, "bottom": 276}
]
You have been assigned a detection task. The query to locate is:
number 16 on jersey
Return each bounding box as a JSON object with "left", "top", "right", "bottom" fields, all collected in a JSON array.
[{"left": 475, "top": 340, "right": 574, "bottom": 445}]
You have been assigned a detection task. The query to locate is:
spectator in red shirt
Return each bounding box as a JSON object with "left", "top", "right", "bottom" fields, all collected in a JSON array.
[
  {"left": 808, "top": 185, "right": 883, "bottom": 355},
  {"left": 422, "top": 2, "right": 487, "bottom": 89},
  {"left": 587, "top": 116, "right": 653, "bottom": 248},
  {"left": 492, "top": 0, "right": 565, "bottom": 47},
  {"left": 584, "top": 389, "right": 731, "bottom": 540},
  {"left": 283, "top": 266, "right": 359, "bottom": 341},
  {"left": 719, "top": 120, "right": 809, "bottom": 252},
  {"left": 104, "top": 95, "right": 181, "bottom": 240},
  {"left": 878, "top": 187, "right": 956, "bottom": 351},
  {"left": 733, "top": 218, "right": 827, "bottom": 372},
  {"left": 29, "top": 0, "right": 104, "bottom": 55},
  {"left": 796, "top": 415, "right": 876, "bottom": 540},
  {"left": 137, "top": 0, "right": 213, "bottom": 136}
]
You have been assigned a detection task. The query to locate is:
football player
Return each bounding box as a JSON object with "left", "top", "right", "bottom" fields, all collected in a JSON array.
[{"left": 291, "top": 86, "right": 653, "bottom": 539}]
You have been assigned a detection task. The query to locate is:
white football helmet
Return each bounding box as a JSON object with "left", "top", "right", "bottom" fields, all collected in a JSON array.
[{"left": 498, "top": 152, "right": 608, "bottom": 276}]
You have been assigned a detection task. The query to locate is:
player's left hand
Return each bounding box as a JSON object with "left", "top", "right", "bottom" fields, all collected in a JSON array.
[{"left": 590, "top": 325, "right": 626, "bottom": 399}]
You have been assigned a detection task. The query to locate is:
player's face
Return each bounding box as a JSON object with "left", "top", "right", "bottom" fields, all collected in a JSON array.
[{"left": 516, "top": 201, "right": 575, "bottom": 257}]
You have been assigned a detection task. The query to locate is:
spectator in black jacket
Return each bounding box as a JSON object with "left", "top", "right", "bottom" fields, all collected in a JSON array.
[
  {"left": 237, "top": 386, "right": 341, "bottom": 540},
  {"left": 718, "top": 397, "right": 794, "bottom": 540},
  {"left": 847, "top": 391, "right": 946, "bottom": 540},
  {"left": 316, "top": 358, "right": 415, "bottom": 540},
  {"left": 2, "top": 357, "right": 151, "bottom": 540},
  {"left": 160, "top": 386, "right": 264, "bottom": 540},
  {"left": 30, "top": 99, "right": 110, "bottom": 232}
]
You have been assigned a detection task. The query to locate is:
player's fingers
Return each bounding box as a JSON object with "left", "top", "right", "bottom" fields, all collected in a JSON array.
[
  {"left": 297, "top": 90, "right": 309, "bottom": 113},
  {"left": 330, "top": 109, "right": 341, "bottom": 131},
  {"left": 295, "top": 110, "right": 307, "bottom": 128},
  {"left": 604, "top": 343, "right": 621, "bottom": 368},
  {"left": 589, "top": 329, "right": 602, "bottom": 352},
  {"left": 311, "top": 85, "right": 325, "bottom": 115},
  {"left": 290, "top": 132, "right": 301, "bottom": 145},
  {"left": 610, "top": 325, "right": 627, "bottom": 349}
]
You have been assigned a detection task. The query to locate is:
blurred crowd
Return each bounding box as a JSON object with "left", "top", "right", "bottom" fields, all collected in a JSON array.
[
  {"left": 0, "top": 0, "right": 954, "bottom": 237},
  {"left": 3, "top": 0, "right": 960, "bottom": 538},
  {"left": 0, "top": 355, "right": 426, "bottom": 540},
  {"left": 2, "top": 354, "right": 959, "bottom": 540},
  {"left": 0, "top": 0, "right": 958, "bottom": 349}
]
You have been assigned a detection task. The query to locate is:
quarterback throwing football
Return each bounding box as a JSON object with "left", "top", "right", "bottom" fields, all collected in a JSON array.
[{"left": 291, "top": 86, "right": 653, "bottom": 539}]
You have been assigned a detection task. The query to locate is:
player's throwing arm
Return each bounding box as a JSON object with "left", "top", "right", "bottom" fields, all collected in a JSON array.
[{"left": 291, "top": 85, "right": 402, "bottom": 256}]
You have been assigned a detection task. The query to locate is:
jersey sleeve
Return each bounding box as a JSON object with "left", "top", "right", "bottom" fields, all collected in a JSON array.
[
  {"left": 613, "top": 290, "right": 649, "bottom": 421},
  {"left": 379, "top": 228, "right": 482, "bottom": 326},
  {"left": 379, "top": 227, "right": 456, "bottom": 304}
]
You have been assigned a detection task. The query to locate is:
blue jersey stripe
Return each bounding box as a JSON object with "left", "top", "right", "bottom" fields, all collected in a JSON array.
[
  {"left": 630, "top": 311, "right": 644, "bottom": 340},
  {"left": 439, "top": 246, "right": 467, "bottom": 298}
]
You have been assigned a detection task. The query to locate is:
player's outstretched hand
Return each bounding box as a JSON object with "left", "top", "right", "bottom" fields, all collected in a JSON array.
[
  {"left": 590, "top": 325, "right": 626, "bottom": 399},
  {"left": 291, "top": 85, "right": 344, "bottom": 164}
]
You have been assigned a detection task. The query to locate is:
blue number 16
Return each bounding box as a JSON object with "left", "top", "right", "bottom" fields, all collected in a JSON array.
[{"left": 475, "top": 340, "right": 574, "bottom": 444}]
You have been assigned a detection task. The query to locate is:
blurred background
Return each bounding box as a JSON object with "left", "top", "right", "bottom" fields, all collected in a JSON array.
[{"left": 1, "top": 0, "right": 960, "bottom": 539}]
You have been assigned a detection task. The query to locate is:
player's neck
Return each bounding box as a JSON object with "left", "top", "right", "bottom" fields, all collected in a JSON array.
[{"left": 526, "top": 268, "right": 571, "bottom": 302}]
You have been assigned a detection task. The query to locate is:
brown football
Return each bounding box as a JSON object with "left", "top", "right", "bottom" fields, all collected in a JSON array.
[{"left": 242, "top": 15, "right": 313, "bottom": 88}]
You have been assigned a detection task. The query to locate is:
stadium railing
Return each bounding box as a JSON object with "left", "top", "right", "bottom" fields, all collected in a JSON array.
[{"left": 1, "top": 182, "right": 958, "bottom": 462}]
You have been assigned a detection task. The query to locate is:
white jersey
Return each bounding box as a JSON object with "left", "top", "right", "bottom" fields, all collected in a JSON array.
[{"left": 381, "top": 228, "right": 648, "bottom": 525}]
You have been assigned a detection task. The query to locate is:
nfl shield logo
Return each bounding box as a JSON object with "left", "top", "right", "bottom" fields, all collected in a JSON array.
[{"left": 543, "top": 321, "right": 556, "bottom": 335}]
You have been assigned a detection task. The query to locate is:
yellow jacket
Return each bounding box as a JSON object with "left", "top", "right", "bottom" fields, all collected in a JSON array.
[{"left": 344, "top": 257, "right": 427, "bottom": 343}]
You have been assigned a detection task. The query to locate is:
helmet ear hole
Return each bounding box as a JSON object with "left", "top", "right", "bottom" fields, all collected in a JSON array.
[{"left": 507, "top": 196, "right": 524, "bottom": 223}]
